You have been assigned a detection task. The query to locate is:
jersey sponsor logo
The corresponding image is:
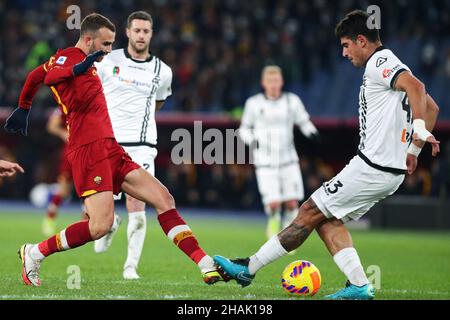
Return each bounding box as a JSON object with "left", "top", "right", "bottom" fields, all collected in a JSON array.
[
  {"left": 56, "top": 56, "right": 67, "bottom": 65},
  {"left": 117, "top": 76, "right": 152, "bottom": 88},
  {"left": 376, "top": 57, "right": 387, "bottom": 67},
  {"left": 382, "top": 68, "right": 393, "bottom": 78},
  {"left": 112, "top": 66, "right": 120, "bottom": 75},
  {"left": 382, "top": 64, "right": 402, "bottom": 78}
]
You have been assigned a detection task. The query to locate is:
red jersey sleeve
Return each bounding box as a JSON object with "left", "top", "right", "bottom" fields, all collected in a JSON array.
[
  {"left": 18, "top": 64, "right": 47, "bottom": 109},
  {"left": 44, "top": 52, "right": 81, "bottom": 86}
]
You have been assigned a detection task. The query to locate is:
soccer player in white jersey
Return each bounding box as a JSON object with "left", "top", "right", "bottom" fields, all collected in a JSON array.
[
  {"left": 214, "top": 10, "right": 440, "bottom": 299},
  {"left": 239, "top": 66, "right": 319, "bottom": 239},
  {"left": 93, "top": 11, "right": 173, "bottom": 280}
]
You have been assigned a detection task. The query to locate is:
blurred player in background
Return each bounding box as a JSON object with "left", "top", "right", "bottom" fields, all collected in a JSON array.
[
  {"left": 93, "top": 11, "right": 172, "bottom": 280},
  {"left": 239, "top": 65, "right": 319, "bottom": 239},
  {"left": 0, "top": 160, "right": 24, "bottom": 177},
  {"left": 214, "top": 10, "right": 440, "bottom": 299},
  {"left": 42, "top": 109, "right": 73, "bottom": 236},
  {"left": 5, "top": 13, "right": 227, "bottom": 287}
]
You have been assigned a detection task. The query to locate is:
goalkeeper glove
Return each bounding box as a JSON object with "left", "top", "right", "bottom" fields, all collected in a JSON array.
[
  {"left": 73, "top": 50, "right": 106, "bottom": 76},
  {"left": 4, "top": 107, "right": 30, "bottom": 136}
]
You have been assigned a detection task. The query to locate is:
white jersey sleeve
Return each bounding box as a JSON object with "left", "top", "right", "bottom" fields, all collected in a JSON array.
[
  {"left": 155, "top": 65, "right": 173, "bottom": 101},
  {"left": 289, "top": 93, "right": 318, "bottom": 138},
  {"left": 239, "top": 97, "right": 257, "bottom": 145},
  {"left": 365, "top": 51, "right": 410, "bottom": 90}
]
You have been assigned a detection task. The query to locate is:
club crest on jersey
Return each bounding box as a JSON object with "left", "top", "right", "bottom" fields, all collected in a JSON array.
[
  {"left": 94, "top": 176, "right": 102, "bottom": 185},
  {"left": 112, "top": 66, "right": 120, "bottom": 75},
  {"left": 56, "top": 56, "right": 67, "bottom": 65},
  {"left": 376, "top": 57, "right": 387, "bottom": 67}
]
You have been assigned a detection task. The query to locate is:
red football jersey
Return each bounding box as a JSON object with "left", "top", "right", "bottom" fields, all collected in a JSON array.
[{"left": 43, "top": 47, "right": 114, "bottom": 152}]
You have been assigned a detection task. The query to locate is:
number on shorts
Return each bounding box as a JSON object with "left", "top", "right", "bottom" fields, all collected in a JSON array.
[
  {"left": 143, "top": 163, "right": 150, "bottom": 170},
  {"left": 325, "top": 180, "right": 343, "bottom": 194}
]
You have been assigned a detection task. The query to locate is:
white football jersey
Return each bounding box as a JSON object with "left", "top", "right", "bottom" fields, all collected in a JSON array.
[
  {"left": 239, "top": 92, "right": 317, "bottom": 167},
  {"left": 96, "top": 49, "right": 172, "bottom": 146},
  {"left": 358, "top": 47, "right": 412, "bottom": 172}
]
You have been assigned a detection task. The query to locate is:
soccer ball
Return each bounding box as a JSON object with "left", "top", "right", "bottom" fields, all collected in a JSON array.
[{"left": 281, "top": 260, "right": 321, "bottom": 296}]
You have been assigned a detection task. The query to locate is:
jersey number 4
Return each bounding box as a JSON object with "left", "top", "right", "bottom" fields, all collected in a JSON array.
[{"left": 401, "top": 95, "right": 413, "bottom": 143}]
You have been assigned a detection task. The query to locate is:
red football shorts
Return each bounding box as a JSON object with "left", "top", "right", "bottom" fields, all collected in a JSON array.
[
  {"left": 59, "top": 144, "right": 72, "bottom": 180},
  {"left": 67, "top": 138, "right": 141, "bottom": 198}
]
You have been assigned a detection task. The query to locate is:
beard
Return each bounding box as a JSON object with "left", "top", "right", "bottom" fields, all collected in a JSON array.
[{"left": 130, "top": 39, "right": 149, "bottom": 54}]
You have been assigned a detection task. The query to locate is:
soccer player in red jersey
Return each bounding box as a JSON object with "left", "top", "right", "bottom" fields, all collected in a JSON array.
[{"left": 5, "top": 13, "right": 227, "bottom": 287}]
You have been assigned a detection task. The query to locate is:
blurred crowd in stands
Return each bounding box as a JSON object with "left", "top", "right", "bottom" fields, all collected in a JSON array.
[
  {"left": 1, "top": 0, "right": 450, "bottom": 206},
  {"left": 1, "top": 0, "right": 449, "bottom": 116}
]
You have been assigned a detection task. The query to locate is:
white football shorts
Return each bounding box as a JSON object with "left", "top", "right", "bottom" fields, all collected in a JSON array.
[
  {"left": 255, "top": 162, "right": 305, "bottom": 205},
  {"left": 311, "top": 155, "right": 405, "bottom": 223}
]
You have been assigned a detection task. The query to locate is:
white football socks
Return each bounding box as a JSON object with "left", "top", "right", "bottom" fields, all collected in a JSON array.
[
  {"left": 333, "top": 247, "right": 369, "bottom": 287},
  {"left": 248, "top": 236, "right": 288, "bottom": 275},
  {"left": 29, "top": 245, "right": 45, "bottom": 261},
  {"left": 124, "top": 211, "right": 146, "bottom": 270},
  {"left": 198, "top": 255, "right": 216, "bottom": 273}
]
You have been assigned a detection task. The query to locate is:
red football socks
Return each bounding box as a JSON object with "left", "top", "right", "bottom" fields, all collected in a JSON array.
[
  {"left": 38, "top": 220, "right": 92, "bottom": 257},
  {"left": 157, "top": 209, "right": 206, "bottom": 264}
]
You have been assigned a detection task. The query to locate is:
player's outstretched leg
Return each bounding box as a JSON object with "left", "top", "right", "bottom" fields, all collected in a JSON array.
[
  {"left": 94, "top": 213, "right": 121, "bottom": 253},
  {"left": 121, "top": 168, "right": 229, "bottom": 285},
  {"left": 316, "top": 219, "right": 374, "bottom": 300},
  {"left": 214, "top": 198, "right": 326, "bottom": 287},
  {"left": 19, "top": 191, "right": 115, "bottom": 286}
]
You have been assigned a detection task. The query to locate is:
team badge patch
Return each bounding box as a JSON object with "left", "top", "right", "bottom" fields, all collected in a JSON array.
[
  {"left": 94, "top": 176, "right": 102, "bottom": 185},
  {"left": 376, "top": 57, "right": 387, "bottom": 67},
  {"left": 56, "top": 56, "right": 67, "bottom": 65},
  {"left": 113, "top": 66, "right": 120, "bottom": 75}
]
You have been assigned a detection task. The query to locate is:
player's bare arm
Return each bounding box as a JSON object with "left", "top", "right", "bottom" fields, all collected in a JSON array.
[
  {"left": 406, "top": 94, "right": 440, "bottom": 174},
  {"left": 394, "top": 71, "right": 440, "bottom": 156},
  {"left": 47, "top": 112, "right": 69, "bottom": 142}
]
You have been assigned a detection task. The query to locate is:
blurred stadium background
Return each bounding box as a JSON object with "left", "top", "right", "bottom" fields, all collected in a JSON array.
[{"left": 0, "top": 0, "right": 450, "bottom": 231}]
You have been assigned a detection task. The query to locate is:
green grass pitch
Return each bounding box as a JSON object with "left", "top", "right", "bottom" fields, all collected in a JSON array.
[{"left": 0, "top": 211, "right": 449, "bottom": 300}]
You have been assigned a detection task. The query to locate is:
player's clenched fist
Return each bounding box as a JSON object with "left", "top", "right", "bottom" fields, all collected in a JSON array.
[{"left": 73, "top": 50, "right": 106, "bottom": 76}]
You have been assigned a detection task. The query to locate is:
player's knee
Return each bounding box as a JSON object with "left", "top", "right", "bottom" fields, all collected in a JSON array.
[
  {"left": 294, "top": 199, "right": 322, "bottom": 227},
  {"left": 285, "top": 200, "right": 299, "bottom": 211},
  {"left": 126, "top": 196, "right": 145, "bottom": 212},
  {"left": 89, "top": 214, "right": 114, "bottom": 240},
  {"left": 153, "top": 189, "right": 176, "bottom": 214},
  {"left": 267, "top": 202, "right": 281, "bottom": 213}
]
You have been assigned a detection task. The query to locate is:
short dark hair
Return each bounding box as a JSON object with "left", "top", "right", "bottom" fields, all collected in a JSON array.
[
  {"left": 335, "top": 10, "right": 380, "bottom": 43},
  {"left": 127, "top": 11, "right": 153, "bottom": 28},
  {"left": 80, "top": 13, "right": 116, "bottom": 36}
]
